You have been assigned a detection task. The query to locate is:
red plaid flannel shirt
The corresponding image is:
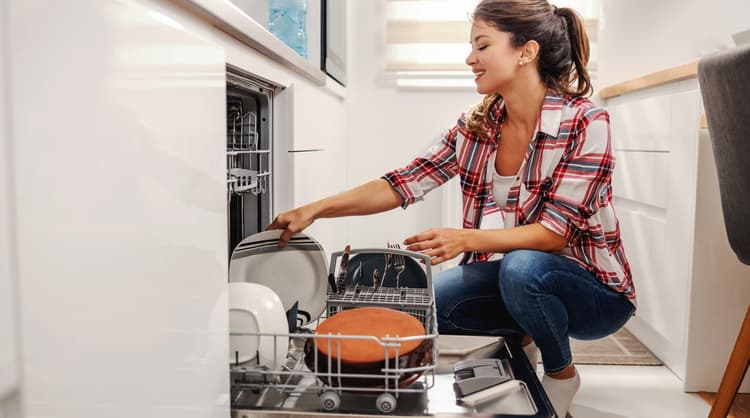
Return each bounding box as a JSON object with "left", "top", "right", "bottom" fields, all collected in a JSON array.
[{"left": 383, "top": 91, "right": 636, "bottom": 302}]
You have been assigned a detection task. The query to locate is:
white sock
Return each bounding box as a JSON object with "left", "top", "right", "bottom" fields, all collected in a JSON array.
[
  {"left": 541, "top": 371, "right": 580, "bottom": 418},
  {"left": 522, "top": 340, "right": 540, "bottom": 369}
]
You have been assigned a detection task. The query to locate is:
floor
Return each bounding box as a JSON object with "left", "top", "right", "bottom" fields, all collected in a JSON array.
[{"left": 546, "top": 364, "right": 711, "bottom": 418}]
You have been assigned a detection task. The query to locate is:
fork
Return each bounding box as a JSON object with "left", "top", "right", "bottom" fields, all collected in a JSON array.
[{"left": 391, "top": 243, "right": 406, "bottom": 288}]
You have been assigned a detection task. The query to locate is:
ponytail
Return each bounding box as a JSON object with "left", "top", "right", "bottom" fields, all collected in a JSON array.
[{"left": 556, "top": 7, "right": 592, "bottom": 97}]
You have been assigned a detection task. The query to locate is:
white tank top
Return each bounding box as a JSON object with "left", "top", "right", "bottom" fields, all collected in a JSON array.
[{"left": 491, "top": 168, "right": 517, "bottom": 209}]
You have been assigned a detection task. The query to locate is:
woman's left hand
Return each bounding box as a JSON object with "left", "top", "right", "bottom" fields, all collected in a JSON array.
[{"left": 403, "top": 228, "right": 469, "bottom": 265}]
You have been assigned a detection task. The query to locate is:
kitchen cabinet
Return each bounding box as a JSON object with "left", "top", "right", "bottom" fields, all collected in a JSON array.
[
  {"left": 0, "top": 0, "right": 20, "bottom": 399},
  {"left": 322, "top": 0, "right": 347, "bottom": 85},
  {"left": 7, "top": 1, "right": 228, "bottom": 416},
  {"left": 227, "top": 0, "right": 322, "bottom": 71},
  {"left": 605, "top": 77, "right": 750, "bottom": 392}
]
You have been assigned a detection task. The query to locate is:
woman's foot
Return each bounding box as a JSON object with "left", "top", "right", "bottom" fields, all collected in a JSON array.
[{"left": 541, "top": 366, "right": 580, "bottom": 417}]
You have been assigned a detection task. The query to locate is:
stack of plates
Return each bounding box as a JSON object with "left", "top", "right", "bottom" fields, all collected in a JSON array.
[{"left": 229, "top": 230, "right": 328, "bottom": 326}]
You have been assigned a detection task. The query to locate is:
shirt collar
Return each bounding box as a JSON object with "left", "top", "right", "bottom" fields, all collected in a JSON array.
[{"left": 538, "top": 89, "right": 564, "bottom": 138}]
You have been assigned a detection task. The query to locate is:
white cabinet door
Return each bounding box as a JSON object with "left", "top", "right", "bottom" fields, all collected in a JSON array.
[
  {"left": 612, "top": 151, "right": 669, "bottom": 208},
  {"left": 0, "top": 0, "right": 20, "bottom": 397},
  {"left": 609, "top": 94, "right": 672, "bottom": 152},
  {"left": 8, "top": 1, "right": 228, "bottom": 417}
]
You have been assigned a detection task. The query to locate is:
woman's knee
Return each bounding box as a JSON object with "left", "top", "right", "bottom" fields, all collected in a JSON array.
[{"left": 498, "top": 250, "right": 546, "bottom": 295}]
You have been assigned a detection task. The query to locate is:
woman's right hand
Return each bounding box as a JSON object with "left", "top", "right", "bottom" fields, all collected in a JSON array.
[{"left": 266, "top": 205, "right": 317, "bottom": 247}]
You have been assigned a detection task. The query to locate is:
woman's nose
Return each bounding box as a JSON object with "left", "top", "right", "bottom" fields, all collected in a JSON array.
[{"left": 465, "top": 50, "right": 476, "bottom": 66}]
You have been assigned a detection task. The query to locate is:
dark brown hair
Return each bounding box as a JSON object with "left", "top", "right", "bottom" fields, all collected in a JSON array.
[{"left": 466, "top": 0, "right": 592, "bottom": 137}]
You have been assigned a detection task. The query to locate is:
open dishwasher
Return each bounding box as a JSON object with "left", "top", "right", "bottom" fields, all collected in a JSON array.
[{"left": 229, "top": 246, "right": 555, "bottom": 418}]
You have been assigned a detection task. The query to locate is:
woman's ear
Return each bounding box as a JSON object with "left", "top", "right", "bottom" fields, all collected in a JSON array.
[{"left": 520, "top": 40, "right": 540, "bottom": 63}]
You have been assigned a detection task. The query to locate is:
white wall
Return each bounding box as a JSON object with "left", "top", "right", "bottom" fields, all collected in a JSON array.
[
  {"left": 597, "top": 0, "right": 750, "bottom": 88},
  {"left": 345, "top": 1, "right": 481, "bottom": 257}
]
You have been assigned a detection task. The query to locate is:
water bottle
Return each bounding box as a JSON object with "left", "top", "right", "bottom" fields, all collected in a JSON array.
[{"left": 268, "top": 0, "right": 307, "bottom": 58}]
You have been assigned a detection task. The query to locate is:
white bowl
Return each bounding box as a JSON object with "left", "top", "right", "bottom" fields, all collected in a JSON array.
[{"left": 228, "top": 282, "right": 289, "bottom": 370}]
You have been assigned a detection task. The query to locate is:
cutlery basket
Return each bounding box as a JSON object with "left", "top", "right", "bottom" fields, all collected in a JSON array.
[{"left": 326, "top": 247, "right": 435, "bottom": 332}]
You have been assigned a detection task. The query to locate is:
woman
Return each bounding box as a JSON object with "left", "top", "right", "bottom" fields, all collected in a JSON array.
[{"left": 268, "top": 1, "right": 636, "bottom": 416}]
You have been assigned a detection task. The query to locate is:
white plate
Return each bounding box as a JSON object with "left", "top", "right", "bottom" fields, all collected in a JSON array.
[
  {"left": 229, "top": 230, "right": 327, "bottom": 325},
  {"left": 228, "top": 282, "right": 289, "bottom": 369}
]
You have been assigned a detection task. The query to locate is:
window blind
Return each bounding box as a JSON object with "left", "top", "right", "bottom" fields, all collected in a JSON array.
[{"left": 385, "top": 0, "right": 600, "bottom": 79}]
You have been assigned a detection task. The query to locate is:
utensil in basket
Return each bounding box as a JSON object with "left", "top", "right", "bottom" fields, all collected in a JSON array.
[
  {"left": 336, "top": 245, "right": 351, "bottom": 290},
  {"left": 389, "top": 243, "right": 407, "bottom": 288}
]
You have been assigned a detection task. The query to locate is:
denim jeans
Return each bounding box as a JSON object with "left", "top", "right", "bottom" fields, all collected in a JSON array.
[{"left": 434, "top": 249, "right": 635, "bottom": 373}]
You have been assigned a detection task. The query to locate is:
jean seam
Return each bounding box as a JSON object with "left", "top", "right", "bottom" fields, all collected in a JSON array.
[
  {"left": 533, "top": 293, "right": 572, "bottom": 373},
  {"left": 533, "top": 269, "right": 577, "bottom": 373},
  {"left": 442, "top": 295, "right": 502, "bottom": 333}
]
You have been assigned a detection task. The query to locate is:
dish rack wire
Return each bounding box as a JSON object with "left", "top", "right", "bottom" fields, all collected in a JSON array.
[
  {"left": 226, "top": 98, "right": 270, "bottom": 196},
  {"left": 230, "top": 248, "right": 438, "bottom": 414}
]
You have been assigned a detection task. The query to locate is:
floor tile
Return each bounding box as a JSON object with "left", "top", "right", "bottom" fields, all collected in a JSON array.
[{"left": 567, "top": 365, "right": 710, "bottom": 418}]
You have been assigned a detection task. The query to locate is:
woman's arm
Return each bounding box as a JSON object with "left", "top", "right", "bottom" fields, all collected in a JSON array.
[
  {"left": 268, "top": 179, "right": 403, "bottom": 246},
  {"left": 404, "top": 224, "right": 567, "bottom": 265}
]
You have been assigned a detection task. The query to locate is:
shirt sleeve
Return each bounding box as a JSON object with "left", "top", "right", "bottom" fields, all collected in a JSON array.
[
  {"left": 381, "top": 119, "right": 462, "bottom": 209},
  {"left": 538, "top": 107, "right": 614, "bottom": 243}
]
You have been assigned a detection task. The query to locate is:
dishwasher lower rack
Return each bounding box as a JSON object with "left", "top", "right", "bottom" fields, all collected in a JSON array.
[
  {"left": 231, "top": 248, "right": 439, "bottom": 415},
  {"left": 230, "top": 329, "right": 438, "bottom": 414}
]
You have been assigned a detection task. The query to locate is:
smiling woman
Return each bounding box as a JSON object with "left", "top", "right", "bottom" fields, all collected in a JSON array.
[{"left": 383, "top": 0, "right": 601, "bottom": 88}]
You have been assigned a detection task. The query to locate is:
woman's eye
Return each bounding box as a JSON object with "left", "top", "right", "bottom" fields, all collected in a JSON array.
[{"left": 477, "top": 45, "right": 488, "bottom": 51}]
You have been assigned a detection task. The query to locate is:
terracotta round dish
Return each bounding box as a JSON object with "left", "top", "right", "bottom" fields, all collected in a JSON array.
[{"left": 305, "top": 307, "right": 433, "bottom": 388}]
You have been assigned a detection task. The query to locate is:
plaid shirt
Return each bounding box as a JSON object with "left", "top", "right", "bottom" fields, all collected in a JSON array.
[{"left": 383, "top": 90, "right": 636, "bottom": 302}]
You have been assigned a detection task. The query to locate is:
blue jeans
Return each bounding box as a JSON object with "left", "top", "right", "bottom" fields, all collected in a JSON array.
[{"left": 434, "top": 249, "right": 635, "bottom": 373}]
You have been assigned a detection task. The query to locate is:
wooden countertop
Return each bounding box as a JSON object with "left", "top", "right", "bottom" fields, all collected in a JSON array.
[
  {"left": 598, "top": 61, "right": 708, "bottom": 129},
  {"left": 598, "top": 61, "right": 698, "bottom": 99}
]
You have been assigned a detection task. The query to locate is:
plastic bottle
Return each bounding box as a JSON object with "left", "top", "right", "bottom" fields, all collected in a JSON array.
[{"left": 268, "top": 0, "right": 307, "bottom": 58}]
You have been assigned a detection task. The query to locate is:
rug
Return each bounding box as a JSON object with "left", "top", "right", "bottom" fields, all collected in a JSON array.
[{"left": 568, "top": 327, "right": 662, "bottom": 366}]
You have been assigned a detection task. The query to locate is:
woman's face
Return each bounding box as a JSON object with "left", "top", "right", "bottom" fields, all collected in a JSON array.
[{"left": 466, "top": 19, "right": 522, "bottom": 95}]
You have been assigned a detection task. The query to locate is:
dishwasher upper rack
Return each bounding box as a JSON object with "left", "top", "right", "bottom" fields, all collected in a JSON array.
[
  {"left": 225, "top": 103, "right": 270, "bottom": 196},
  {"left": 227, "top": 100, "right": 257, "bottom": 150}
]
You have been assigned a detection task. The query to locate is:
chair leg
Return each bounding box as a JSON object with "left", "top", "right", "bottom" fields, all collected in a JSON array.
[{"left": 709, "top": 305, "right": 750, "bottom": 418}]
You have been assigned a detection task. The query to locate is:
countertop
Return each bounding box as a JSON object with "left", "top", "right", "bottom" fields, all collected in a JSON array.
[{"left": 598, "top": 61, "right": 708, "bottom": 129}]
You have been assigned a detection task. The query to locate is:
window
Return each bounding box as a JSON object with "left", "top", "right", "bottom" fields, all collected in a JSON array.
[{"left": 383, "top": 0, "right": 601, "bottom": 88}]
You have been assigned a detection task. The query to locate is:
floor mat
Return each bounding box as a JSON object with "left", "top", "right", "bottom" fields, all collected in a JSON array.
[{"left": 568, "top": 327, "right": 662, "bottom": 366}]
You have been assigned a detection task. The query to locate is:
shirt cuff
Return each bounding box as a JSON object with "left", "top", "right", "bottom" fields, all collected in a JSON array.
[
  {"left": 381, "top": 172, "right": 425, "bottom": 209},
  {"left": 538, "top": 203, "right": 577, "bottom": 244}
]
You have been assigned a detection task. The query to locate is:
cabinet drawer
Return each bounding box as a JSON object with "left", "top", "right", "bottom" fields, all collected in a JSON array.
[
  {"left": 617, "top": 207, "right": 685, "bottom": 348},
  {"left": 609, "top": 94, "right": 672, "bottom": 152},
  {"left": 612, "top": 151, "right": 669, "bottom": 208}
]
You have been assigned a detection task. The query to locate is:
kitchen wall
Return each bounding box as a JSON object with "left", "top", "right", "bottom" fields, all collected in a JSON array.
[
  {"left": 597, "top": 0, "right": 750, "bottom": 88},
  {"left": 345, "top": 1, "right": 481, "bottom": 263}
]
